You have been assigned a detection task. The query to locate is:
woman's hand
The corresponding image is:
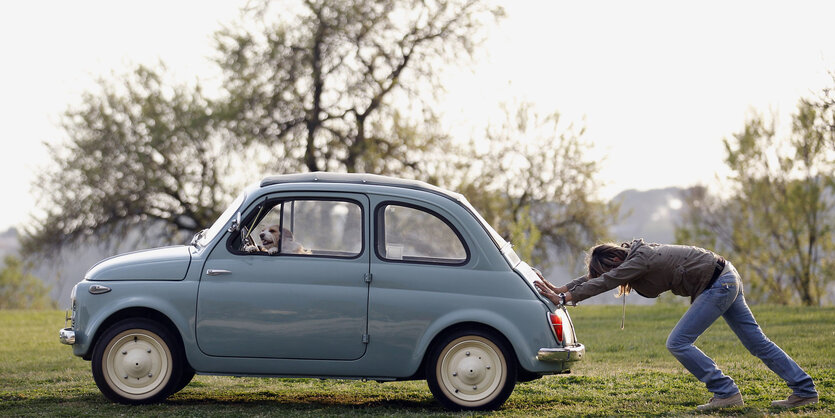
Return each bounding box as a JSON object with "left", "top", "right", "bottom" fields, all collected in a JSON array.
[
  {"left": 532, "top": 269, "right": 573, "bottom": 304},
  {"left": 534, "top": 281, "right": 558, "bottom": 304},
  {"left": 534, "top": 280, "right": 571, "bottom": 304},
  {"left": 534, "top": 277, "right": 566, "bottom": 293}
]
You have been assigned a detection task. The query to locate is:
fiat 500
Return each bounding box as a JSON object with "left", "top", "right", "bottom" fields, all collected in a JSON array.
[{"left": 59, "top": 172, "right": 584, "bottom": 411}]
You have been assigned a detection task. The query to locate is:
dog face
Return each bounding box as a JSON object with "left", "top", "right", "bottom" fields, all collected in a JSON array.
[{"left": 259, "top": 225, "right": 294, "bottom": 251}]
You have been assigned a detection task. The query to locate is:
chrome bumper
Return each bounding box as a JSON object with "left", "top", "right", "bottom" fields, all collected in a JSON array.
[
  {"left": 59, "top": 328, "right": 76, "bottom": 345},
  {"left": 537, "top": 343, "right": 585, "bottom": 362}
]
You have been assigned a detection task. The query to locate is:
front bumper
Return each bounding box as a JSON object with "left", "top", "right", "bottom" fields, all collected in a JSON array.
[
  {"left": 59, "top": 328, "right": 76, "bottom": 345},
  {"left": 537, "top": 343, "right": 585, "bottom": 362}
]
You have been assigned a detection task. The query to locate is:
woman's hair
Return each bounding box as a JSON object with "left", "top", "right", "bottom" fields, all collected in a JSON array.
[{"left": 587, "top": 242, "right": 631, "bottom": 297}]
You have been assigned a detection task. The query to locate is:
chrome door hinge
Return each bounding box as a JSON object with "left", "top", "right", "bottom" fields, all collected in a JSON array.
[
  {"left": 363, "top": 273, "right": 372, "bottom": 283},
  {"left": 362, "top": 334, "right": 370, "bottom": 344}
]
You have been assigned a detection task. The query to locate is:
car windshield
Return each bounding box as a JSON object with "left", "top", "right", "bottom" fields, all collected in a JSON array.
[{"left": 195, "top": 191, "right": 246, "bottom": 248}]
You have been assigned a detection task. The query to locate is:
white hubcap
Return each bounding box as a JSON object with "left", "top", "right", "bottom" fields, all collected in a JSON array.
[
  {"left": 104, "top": 329, "right": 171, "bottom": 398},
  {"left": 437, "top": 336, "right": 506, "bottom": 406}
]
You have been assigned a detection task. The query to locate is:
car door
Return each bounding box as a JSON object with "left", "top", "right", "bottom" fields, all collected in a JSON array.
[
  {"left": 365, "top": 197, "right": 476, "bottom": 362},
  {"left": 196, "top": 192, "right": 370, "bottom": 360}
]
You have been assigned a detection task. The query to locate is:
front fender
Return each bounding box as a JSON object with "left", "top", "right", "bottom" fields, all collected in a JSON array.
[{"left": 72, "top": 281, "right": 198, "bottom": 359}]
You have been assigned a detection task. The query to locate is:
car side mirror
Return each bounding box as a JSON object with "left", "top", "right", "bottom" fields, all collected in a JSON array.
[{"left": 228, "top": 212, "right": 241, "bottom": 233}]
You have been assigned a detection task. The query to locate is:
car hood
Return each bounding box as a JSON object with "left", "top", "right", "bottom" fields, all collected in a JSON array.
[{"left": 86, "top": 246, "right": 192, "bottom": 281}]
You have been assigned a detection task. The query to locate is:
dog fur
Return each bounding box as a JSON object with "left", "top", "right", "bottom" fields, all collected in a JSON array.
[{"left": 244, "top": 225, "right": 311, "bottom": 255}]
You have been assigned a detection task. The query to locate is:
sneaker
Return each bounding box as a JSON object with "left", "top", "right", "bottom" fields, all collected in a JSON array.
[
  {"left": 771, "top": 394, "right": 818, "bottom": 408},
  {"left": 697, "top": 392, "right": 744, "bottom": 411}
]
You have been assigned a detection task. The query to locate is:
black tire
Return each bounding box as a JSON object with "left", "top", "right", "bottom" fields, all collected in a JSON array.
[
  {"left": 173, "top": 365, "right": 195, "bottom": 393},
  {"left": 91, "top": 318, "right": 186, "bottom": 404},
  {"left": 425, "top": 328, "right": 517, "bottom": 411}
]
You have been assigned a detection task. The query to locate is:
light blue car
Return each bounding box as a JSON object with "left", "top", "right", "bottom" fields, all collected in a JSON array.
[{"left": 59, "top": 173, "right": 584, "bottom": 411}]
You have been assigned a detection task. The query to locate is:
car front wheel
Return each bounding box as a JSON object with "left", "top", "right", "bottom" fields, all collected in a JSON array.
[
  {"left": 91, "top": 318, "right": 185, "bottom": 404},
  {"left": 426, "top": 329, "right": 517, "bottom": 411}
]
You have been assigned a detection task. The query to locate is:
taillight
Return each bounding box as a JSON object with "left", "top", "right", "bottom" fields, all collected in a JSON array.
[{"left": 548, "top": 312, "right": 564, "bottom": 344}]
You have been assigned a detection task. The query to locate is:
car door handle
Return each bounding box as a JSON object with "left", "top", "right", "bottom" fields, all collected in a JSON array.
[{"left": 206, "top": 269, "right": 232, "bottom": 276}]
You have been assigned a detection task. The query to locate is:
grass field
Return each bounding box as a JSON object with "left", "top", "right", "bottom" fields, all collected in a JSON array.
[{"left": 1, "top": 305, "right": 832, "bottom": 416}]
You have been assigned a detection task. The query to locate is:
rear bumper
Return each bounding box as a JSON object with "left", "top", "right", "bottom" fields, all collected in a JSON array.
[
  {"left": 537, "top": 343, "right": 585, "bottom": 362},
  {"left": 59, "top": 328, "right": 76, "bottom": 345}
]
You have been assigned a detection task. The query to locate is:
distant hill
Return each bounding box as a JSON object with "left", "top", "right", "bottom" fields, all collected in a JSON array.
[
  {"left": 1, "top": 226, "right": 175, "bottom": 309},
  {"left": 0, "top": 228, "right": 19, "bottom": 259},
  {"left": 1, "top": 186, "right": 687, "bottom": 307},
  {"left": 610, "top": 186, "right": 686, "bottom": 244},
  {"left": 539, "top": 187, "right": 687, "bottom": 305}
]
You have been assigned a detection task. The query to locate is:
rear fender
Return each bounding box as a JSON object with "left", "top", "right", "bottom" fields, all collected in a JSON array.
[{"left": 414, "top": 307, "right": 556, "bottom": 375}]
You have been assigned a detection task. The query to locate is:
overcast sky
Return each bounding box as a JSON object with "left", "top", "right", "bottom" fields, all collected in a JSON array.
[{"left": 1, "top": 0, "right": 834, "bottom": 232}]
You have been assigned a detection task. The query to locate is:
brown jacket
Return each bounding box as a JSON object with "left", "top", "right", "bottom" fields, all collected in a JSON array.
[{"left": 565, "top": 239, "right": 722, "bottom": 304}]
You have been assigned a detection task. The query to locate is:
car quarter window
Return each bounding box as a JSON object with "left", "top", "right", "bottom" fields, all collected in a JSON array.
[
  {"left": 236, "top": 199, "right": 363, "bottom": 258},
  {"left": 377, "top": 203, "right": 467, "bottom": 264}
]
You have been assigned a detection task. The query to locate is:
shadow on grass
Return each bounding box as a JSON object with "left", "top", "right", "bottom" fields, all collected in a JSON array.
[
  {"left": 5, "top": 393, "right": 446, "bottom": 417},
  {"left": 4, "top": 385, "right": 827, "bottom": 417},
  {"left": 167, "top": 394, "right": 437, "bottom": 410}
]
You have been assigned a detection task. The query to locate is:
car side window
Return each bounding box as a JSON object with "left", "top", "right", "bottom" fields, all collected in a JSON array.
[
  {"left": 377, "top": 204, "right": 467, "bottom": 264},
  {"left": 238, "top": 199, "right": 362, "bottom": 258}
]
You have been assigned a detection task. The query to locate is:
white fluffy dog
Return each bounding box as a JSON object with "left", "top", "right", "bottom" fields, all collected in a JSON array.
[{"left": 245, "top": 225, "right": 311, "bottom": 255}]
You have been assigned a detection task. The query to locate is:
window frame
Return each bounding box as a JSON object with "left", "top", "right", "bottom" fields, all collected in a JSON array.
[
  {"left": 374, "top": 201, "right": 471, "bottom": 266},
  {"left": 226, "top": 196, "right": 366, "bottom": 260}
]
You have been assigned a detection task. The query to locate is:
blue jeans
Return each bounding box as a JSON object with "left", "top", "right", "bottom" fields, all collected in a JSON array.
[{"left": 665, "top": 262, "right": 817, "bottom": 398}]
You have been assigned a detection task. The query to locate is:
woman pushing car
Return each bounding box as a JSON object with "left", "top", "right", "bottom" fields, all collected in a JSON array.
[{"left": 534, "top": 239, "right": 818, "bottom": 411}]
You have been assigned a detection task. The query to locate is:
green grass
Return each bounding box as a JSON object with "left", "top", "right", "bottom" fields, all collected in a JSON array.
[{"left": 1, "top": 305, "right": 832, "bottom": 416}]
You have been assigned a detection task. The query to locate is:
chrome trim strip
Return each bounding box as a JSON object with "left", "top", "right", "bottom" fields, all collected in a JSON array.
[{"left": 537, "top": 343, "right": 585, "bottom": 362}]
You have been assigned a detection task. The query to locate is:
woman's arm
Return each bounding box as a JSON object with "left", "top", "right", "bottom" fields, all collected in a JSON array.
[
  {"left": 533, "top": 269, "right": 575, "bottom": 293},
  {"left": 570, "top": 251, "right": 648, "bottom": 302}
]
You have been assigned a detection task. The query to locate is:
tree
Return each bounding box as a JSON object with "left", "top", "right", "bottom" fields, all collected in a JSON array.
[
  {"left": 0, "top": 255, "right": 56, "bottom": 309},
  {"left": 676, "top": 98, "right": 835, "bottom": 305},
  {"left": 808, "top": 71, "right": 835, "bottom": 145},
  {"left": 216, "top": 0, "right": 503, "bottom": 176},
  {"left": 23, "top": 66, "right": 233, "bottom": 255},
  {"left": 449, "top": 102, "right": 617, "bottom": 268},
  {"left": 25, "top": 0, "right": 503, "bottom": 256}
]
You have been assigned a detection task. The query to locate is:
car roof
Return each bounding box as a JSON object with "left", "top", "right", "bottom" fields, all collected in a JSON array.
[{"left": 260, "top": 172, "right": 462, "bottom": 200}]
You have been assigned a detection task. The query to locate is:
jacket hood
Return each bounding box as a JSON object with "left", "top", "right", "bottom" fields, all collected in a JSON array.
[
  {"left": 626, "top": 238, "right": 646, "bottom": 252},
  {"left": 85, "top": 246, "right": 192, "bottom": 281}
]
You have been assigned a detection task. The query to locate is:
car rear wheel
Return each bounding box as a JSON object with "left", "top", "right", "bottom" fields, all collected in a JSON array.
[
  {"left": 426, "top": 329, "right": 517, "bottom": 411},
  {"left": 91, "top": 318, "right": 185, "bottom": 404}
]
